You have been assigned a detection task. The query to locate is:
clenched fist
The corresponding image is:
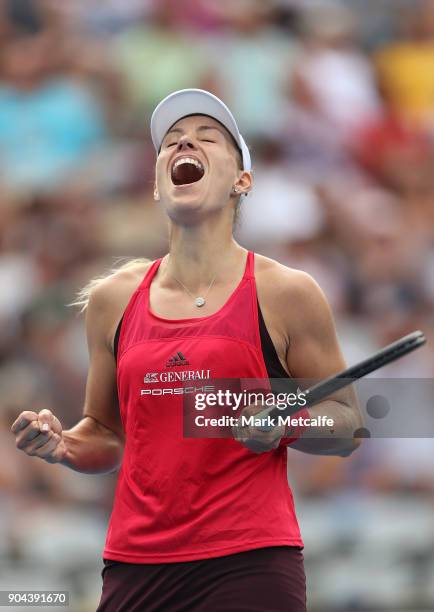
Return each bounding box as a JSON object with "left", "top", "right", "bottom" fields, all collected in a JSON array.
[{"left": 11, "top": 409, "right": 66, "bottom": 464}]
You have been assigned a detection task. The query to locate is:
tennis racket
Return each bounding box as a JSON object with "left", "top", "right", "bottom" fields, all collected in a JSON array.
[{"left": 254, "top": 329, "right": 426, "bottom": 430}]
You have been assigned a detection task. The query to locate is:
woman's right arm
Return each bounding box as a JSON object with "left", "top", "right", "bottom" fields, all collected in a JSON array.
[{"left": 11, "top": 279, "right": 125, "bottom": 474}]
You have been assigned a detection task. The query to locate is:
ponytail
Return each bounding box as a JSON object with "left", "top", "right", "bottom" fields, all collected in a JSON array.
[{"left": 69, "top": 257, "right": 150, "bottom": 313}]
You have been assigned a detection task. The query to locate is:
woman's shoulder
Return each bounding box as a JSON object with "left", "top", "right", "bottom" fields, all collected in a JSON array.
[
  {"left": 81, "top": 259, "right": 155, "bottom": 346},
  {"left": 107, "top": 258, "right": 154, "bottom": 287},
  {"left": 253, "top": 252, "right": 333, "bottom": 333},
  {"left": 252, "top": 253, "right": 324, "bottom": 359},
  {"left": 89, "top": 258, "right": 154, "bottom": 310},
  {"left": 253, "top": 253, "right": 317, "bottom": 298}
]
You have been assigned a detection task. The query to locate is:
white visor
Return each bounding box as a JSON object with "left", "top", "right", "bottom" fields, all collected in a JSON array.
[{"left": 150, "top": 89, "right": 251, "bottom": 172}]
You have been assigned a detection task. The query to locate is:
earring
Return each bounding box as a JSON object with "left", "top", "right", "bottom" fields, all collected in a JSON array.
[{"left": 232, "top": 187, "right": 239, "bottom": 194}]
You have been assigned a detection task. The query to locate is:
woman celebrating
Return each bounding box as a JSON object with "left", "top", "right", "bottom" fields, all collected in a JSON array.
[{"left": 11, "top": 89, "right": 361, "bottom": 611}]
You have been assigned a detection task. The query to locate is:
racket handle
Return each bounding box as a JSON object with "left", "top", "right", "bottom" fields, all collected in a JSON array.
[{"left": 250, "top": 406, "right": 280, "bottom": 432}]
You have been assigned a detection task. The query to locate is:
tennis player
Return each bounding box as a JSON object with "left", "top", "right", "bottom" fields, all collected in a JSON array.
[{"left": 11, "top": 89, "right": 362, "bottom": 611}]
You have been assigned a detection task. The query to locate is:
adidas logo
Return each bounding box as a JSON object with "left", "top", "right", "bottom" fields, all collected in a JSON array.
[{"left": 166, "top": 351, "right": 190, "bottom": 367}]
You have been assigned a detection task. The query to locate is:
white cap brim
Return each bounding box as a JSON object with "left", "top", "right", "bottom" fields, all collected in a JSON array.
[{"left": 150, "top": 89, "right": 251, "bottom": 172}]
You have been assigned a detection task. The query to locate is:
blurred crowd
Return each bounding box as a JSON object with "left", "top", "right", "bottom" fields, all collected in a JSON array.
[{"left": 0, "top": 0, "right": 433, "bottom": 610}]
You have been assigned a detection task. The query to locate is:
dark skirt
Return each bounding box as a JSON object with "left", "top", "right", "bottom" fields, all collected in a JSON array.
[{"left": 96, "top": 546, "right": 306, "bottom": 612}]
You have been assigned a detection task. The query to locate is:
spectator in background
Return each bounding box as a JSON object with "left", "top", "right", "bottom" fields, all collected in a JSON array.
[
  {"left": 354, "top": 100, "right": 434, "bottom": 253},
  {"left": 44, "top": 0, "right": 154, "bottom": 35},
  {"left": 210, "top": 0, "right": 296, "bottom": 139},
  {"left": 113, "top": 0, "right": 213, "bottom": 121},
  {"left": 236, "top": 138, "right": 324, "bottom": 253},
  {"left": 2, "top": 0, "right": 45, "bottom": 35},
  {"left": 375, "top": 0, "right": 434, "bottom": 131},
  {"left": 292, "top": 1, "right": 382, "bottom": 144},
  {"left": 0, "top": 31, "right": 106, "bottom": 194},
  {"left": 152, "top": 0, "right": 226, "bottom": 33}
]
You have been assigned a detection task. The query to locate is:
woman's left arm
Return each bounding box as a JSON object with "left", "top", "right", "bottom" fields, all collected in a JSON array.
[
  {"left": 237, "top": 266, "right": 363, "bottom": 456},
  {"left": 281, "top": 270, "right": 363, "bottom": 456}
]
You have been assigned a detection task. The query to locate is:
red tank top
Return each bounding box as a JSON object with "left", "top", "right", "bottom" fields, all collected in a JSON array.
[{"left": 103, "top": 251, "right": 305, "bottom": 563}]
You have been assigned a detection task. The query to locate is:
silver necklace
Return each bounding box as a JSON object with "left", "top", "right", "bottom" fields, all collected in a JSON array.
[{"left": 171, "top": 274, "right": 217, "bottom": 308}]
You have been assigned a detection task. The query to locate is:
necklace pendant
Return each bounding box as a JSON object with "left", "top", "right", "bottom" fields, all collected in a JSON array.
[{"left": 195, "top": 297, "right": 206, "bottom": 308}]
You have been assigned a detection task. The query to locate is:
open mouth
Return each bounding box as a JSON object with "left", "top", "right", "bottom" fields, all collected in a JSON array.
[{"left": 171, "top": 157, "right": 205, "bottom": 186}]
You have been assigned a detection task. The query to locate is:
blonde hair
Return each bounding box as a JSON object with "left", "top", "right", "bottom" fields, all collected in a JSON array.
[{"left": 69, "top": 257, "right": 150, "bottom": 313}]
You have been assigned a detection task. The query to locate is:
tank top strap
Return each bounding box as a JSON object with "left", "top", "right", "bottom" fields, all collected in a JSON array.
[
  {"left": 244, "top": 250, "right": 255, "bottom": 279},
  {"left": 138, "top": 258, "right": 162, "bottom": 291}
]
